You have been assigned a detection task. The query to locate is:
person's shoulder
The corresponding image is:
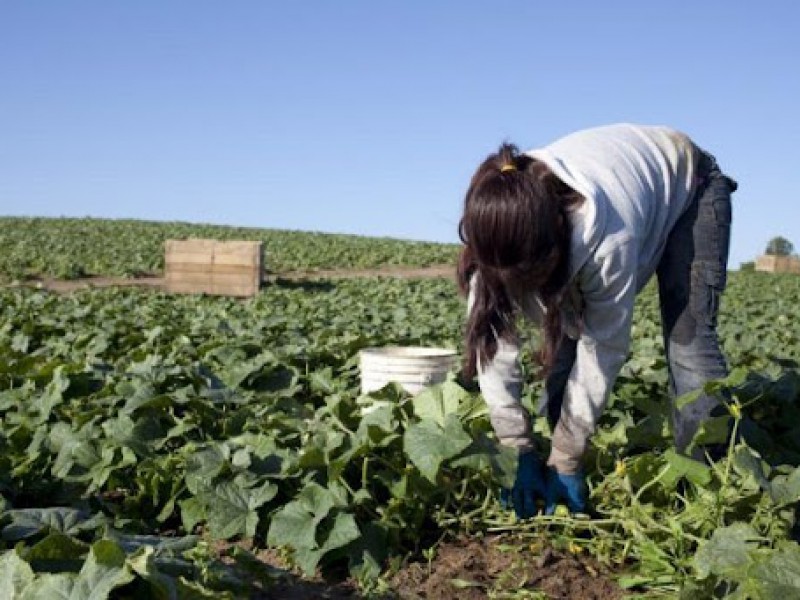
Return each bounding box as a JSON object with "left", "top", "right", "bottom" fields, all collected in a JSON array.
[{"left": 576, "top": 122, "right": 690, "bottom": 140}]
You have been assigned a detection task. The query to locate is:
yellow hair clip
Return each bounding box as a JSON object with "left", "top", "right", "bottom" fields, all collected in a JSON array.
[{"left": 500, "top": 164, "right": 516, "bottom": 173}]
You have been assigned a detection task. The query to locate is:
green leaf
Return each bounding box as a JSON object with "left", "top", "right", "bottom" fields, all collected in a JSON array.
[
  {"left": 202, "top": 481, "right": 277, "bottom": 539},
  {"left": 184, "top": 444, "right": 228, "bottom": 495},
  {"left": 0, "top": 551, "right": 35, "bottom": 599},
  {"left": 267, "top": 482, "right": 361, "bottom": 574},
  {"left": 741, "top": 543, "right": 800, "bottom": 598},
  {"left": 70, "top": 540, "right": 134, "bottom": 598},
  {"left": 693, "top": 522, "right": 760, "bottom": 579},
  {"left": 688, "top": 415, "right": 732, "bottom": 449},
  {"left": 25, "top": 532, "right": 89, "bottom": 572},
  {"left": 118, "top": 382, "right": 158, "bottom": 415},
  {"left": 19, "top": 573, "right": 77, "bottom": 600},
  {"left": 661, "top": 449, "right": 712, "bottom": 489},
  {"left": 450, "top": 432, "right": 516, "bottom": 488},
  {"left": 626, "top": 453, "right": 665, "bottom": 491},
  {"left": 731, "top": 446, "right": 772, "bottom": 497},
  {"left": 592, "top": 418, "right": 629, "bottom": 450},
  {"left": 769, "top": 465, "right": 800, "bottom": 505},
  {"left": 308, "top": 368, "right": 337, "bottom": 395},
  {"left": 347, "top": 522, "right": 388, "bottom": 581},
  {"left": 267, "top": 501, "right": 319, "bottom": 551},
  {"left": 412, "top": 381, "right": 468, "bottom": 427},
  {"left": 179, "top": 496, "right": 205, "bottom": 534},
  {"left": 267, "top": 482, "right": 337, "bottom": 550},
  {"left": 403, "top": 414, "right": 472, "bottom": 483},
  {"left": 354, "top": 404, "right": 399, "bottom": 448},
  {"left": 319, "top": 512, "right": 360, "bottom": 554},
  {"left": 291, "top": 512, "right": 361, "bottom": 576},
  {"left": 219, "top": 354, "right": 268, "bottom": 389},
  {"left": 126, "top": 545, "right": 180, "bottom": 600},
  {"left": 228, "top": 546, "right": 286, "bottom": 585},
  {"left": 675, "top": 388, "right": 704, "bottom": 411},
  {"left": 230, "top": 433, "right": 278, "bottom": 460},
  {"left": 32, "top": 366, "right": 70, "bottom": 423},
  {"left": 2, "top": 508, "right": 93, "bottom": 541},
  {"left": 231, "top": 448, "right": 251, "bottom": 469},
  {"left": 676, "top": 370, "right": 745, "bottom": 411},
  {"left": 106, "top": 532, "right": 199, "bottom": 557},
  {"left": 101, "top": 414, "right": 165, "bottom": 457}
]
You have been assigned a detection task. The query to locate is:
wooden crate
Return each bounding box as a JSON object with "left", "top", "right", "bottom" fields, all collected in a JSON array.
[
  {"left": 755, "top": 255, "right": 800, "bottom": 274},
  {"left": 165, "top": 239, "right": 263, "bottom": 297}
]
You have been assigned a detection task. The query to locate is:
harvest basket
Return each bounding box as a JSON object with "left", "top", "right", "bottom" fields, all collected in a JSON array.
[{"left": 359, "top": 346, "right": 459, "bottom": 395}]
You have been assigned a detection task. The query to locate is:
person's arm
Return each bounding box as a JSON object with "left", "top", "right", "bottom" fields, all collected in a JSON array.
[
  {"left": 467, "top": 276, "right": 537, "bottom": 453},
  {"left": 547, "top": 240, "right": 638, "bottom": 474}
]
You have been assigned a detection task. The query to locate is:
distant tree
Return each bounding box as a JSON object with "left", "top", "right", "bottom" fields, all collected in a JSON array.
[
  {"left": 739, "top": 261, "right": 755, "bottom": 272},
  {"left": 765, "top": 236, "right": 794, "bottom": 256}
]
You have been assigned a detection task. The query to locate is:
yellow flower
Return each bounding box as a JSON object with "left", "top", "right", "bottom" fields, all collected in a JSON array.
[
  {"left": 615, "top": 460, "right": 626, "bottom": 477},
  {"left": 554, "top": 505, "right": 570, "bottom": 518}
]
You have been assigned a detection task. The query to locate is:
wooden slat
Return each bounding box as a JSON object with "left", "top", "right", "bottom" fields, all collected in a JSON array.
[
  {"left": 165, "top": 253, "right": 216, "bottom": 266},
  {"left": 165, "top": 282, "right": 214, "bottom": 295},
  {"left": 166, "top": 271, "right": 213, "bottom": 283},
  {"left": 166, "top": 239, "right": 217, "bottom": 252},
  {"left": 165, "top": 263, "right": 257, "bottom": 276},
  {"left": 211, "top": 265, "right": 260, "bottom": 276},
  {"left": 167, "top": 273, "right": 260, "bottom": 286},
  {"left": 213, "top": 253, "right": 260, "bottom": 266}
]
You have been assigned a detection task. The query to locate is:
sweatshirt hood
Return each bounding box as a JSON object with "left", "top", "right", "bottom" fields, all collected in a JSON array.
[{"left": 525, "top": 149, "right": 607, "bottom": 281}]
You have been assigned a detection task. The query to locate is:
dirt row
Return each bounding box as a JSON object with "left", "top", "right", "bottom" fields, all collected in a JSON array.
[
  {"left": 216, "top": 534, "right": 623, "bottom": 599},
  {"left": 9, "top": 264, "right": 457, "bottom": 294}
]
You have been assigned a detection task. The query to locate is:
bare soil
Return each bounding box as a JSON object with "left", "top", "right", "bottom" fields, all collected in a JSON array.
[
  {"left": 214, "top": 535, "right": 623, "bottom": 599},
  {"left": 269, "top": 264, "right": 456, "bottom": 282},
  {"left": 388, "top": 535, "right": 622, "bottom": 600},
  {"left": 11, "top": 275, "right": 163, "bottom": 293},
  {"left": 10, "top": 264, "right": 456, "bottom": 294}
]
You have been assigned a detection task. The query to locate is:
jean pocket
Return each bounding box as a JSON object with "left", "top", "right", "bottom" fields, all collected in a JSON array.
[
  {"left": 713, "top": 196, "right": 732, "bottom": 226},
  {"left": 691, "top": 262, "right": 726, "bottom": 328}
]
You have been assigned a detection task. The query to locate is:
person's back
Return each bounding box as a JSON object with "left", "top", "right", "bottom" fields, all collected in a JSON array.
[{"left": 528, "top": 123, "right": 700, "bottom": 289}]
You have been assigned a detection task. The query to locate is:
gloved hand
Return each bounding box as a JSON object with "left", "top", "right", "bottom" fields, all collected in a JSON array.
[
  {"left": 545, "top": 468, "right": 588, "bottom": 515},
  {"left": 500, "top": 451, "right": 546, "bottom": 519}
]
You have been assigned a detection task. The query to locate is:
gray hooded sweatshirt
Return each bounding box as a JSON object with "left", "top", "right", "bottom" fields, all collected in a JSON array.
[{"left": 471, "top": 123, "right": 701, "bottom": 474}]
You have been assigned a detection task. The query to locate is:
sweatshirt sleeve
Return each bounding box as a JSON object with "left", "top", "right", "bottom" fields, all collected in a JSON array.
[
  {"left": 467, "top": 276, "right": 536, "bottom": 453},
  {"left": 547, "top": 240, "right": 638, "bottom": 474}
]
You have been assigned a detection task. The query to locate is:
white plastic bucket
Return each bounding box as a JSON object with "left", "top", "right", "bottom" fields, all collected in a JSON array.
[{"left": 359, "top": 346, "right": 459, "bottom": 395}]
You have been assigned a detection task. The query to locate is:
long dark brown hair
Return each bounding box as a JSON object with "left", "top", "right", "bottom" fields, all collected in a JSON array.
[{"left": 457, "top": 143, "right": 583, "bottom": 379}]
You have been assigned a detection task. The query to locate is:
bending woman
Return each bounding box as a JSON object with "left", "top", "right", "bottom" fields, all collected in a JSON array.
[{"left": 457, "top": 123, "right": 737, "bottom": 517}]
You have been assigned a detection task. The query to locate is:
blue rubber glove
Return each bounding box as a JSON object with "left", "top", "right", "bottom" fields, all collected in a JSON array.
[
  {"left": 545, "top": 468, "right": 588, "bottom": 515},
  {"left": 500, "top": 451, "right": 546, "bottom": 519}
]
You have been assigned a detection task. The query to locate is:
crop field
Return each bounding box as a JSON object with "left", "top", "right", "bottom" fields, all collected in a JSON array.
[
  {"left": 1, "top": 221, "right": 800, "bottom": 599},
  {"left": 0, "top": 217, "right": 460, "bottom": 282}
]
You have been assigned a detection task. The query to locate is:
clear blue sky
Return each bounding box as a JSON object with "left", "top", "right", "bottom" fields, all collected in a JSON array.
[{"left": 1, "top": 1, "right": 798, "bottom": 267}]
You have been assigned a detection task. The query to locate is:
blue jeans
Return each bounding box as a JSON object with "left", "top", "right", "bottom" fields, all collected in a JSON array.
[
  {"left": 656, "top": 149, "right": 737, "bottom": 452},
  {"left": 544, "top": 149, "right": 737, "bottom": 454}
]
